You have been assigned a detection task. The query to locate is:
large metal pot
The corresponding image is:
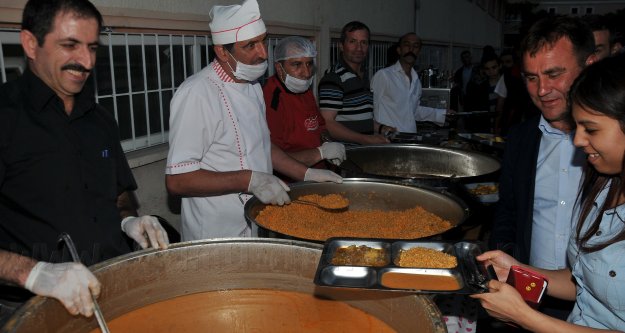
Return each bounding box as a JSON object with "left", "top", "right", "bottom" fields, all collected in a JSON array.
[
  {"left": 245, "top": 178, "right": 469, "bottom": 241},
  {"left": 340, "top": 144, "right": 500, "bottom": 187},
  {"left": 2, "top": 239, "right": 446, "bottom": 333}
]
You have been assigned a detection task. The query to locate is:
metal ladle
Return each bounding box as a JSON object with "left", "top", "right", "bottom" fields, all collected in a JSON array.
[
  {"left": 291, "top": 199, "right": 349, "bottom": 212},
  {"left": 58, "top": 233, "right": 110, "bottom": 333}
]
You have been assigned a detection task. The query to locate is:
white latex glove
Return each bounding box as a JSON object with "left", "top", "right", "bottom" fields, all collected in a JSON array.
[
  {"left": 304, "top": 168, "right": 343, "bottom": 183},
  {"left": 121, "top": 215, "right": 170, "bottom": 250},
  {"left": 25, "top": 261, "right": 100, "bottom": 317},
  {"left": 248, "top": 171, "right": 291, "bottom": 205},
  {"left": 318, "top": 142, "right": 346, "bottom": 166}
]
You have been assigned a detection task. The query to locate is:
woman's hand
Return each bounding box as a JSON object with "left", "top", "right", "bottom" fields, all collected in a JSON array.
[
  {"left": 470, "top": 279, "right": 535, "bottom": 325},
  {"left": 475, "top": 250, "right": 520, "bottom": 282}
]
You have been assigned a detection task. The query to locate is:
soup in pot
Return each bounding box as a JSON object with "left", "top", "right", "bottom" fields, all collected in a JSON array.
[{"left": 90, "top": 289, "right": 396, "bottom": 333}]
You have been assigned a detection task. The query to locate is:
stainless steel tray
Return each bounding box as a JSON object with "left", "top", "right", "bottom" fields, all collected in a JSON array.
[{"left": 314, "top": 238, "right": 494, "bottom": 294}]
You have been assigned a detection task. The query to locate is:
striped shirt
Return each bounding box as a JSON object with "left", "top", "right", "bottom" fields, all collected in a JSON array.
[{"left": 317, "top": 59, "right": 374, "bottom": 134}]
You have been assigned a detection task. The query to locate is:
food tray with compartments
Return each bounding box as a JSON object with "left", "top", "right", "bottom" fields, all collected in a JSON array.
[{"left": 313, "top": 238, "right": 495, "bottom": 294}]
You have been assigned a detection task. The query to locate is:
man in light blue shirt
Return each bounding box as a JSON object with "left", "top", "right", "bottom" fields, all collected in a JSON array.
[
  {"left": 489, "top": 15, "right": 597, "bottom": 319},
  {"left": 531, "top": 118, "right": 585, "bottom": 269}
]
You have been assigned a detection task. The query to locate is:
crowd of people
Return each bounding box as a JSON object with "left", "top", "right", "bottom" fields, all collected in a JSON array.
[
  {"left": 1, "top": 0, "right": 624, "bottom": 332},
  {"left": 453, "top": 12, "right": 623, "bottom": 137},
  {"left": 474, "top": 54, "right": 625, "bottom": 332}
]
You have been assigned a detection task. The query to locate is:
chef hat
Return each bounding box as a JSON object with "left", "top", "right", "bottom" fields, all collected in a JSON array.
[{"left": 209, "top": 0, "right": 266, "bottom": 45}]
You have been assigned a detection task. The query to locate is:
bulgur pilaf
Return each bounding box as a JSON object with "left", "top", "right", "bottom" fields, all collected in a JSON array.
[
  {"left": 298, "top": 194, "right": 350, "bottom": 209},
  {"left": 395, "top": 247, "right": 457, "bottom": 268},
  {"left": 256, "top": 195, "right": 453, "bottom": 241}
]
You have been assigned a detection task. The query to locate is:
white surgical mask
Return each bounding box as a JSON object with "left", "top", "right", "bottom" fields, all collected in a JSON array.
[
  {"left": 280, "top": 63, "right": 313, "bottom": 93},
  {"left": 226, "top": 51, "right": 267, "bottom": 82},
  {"left": 284, "top": 74, "right": 313, "bottom": 93}
]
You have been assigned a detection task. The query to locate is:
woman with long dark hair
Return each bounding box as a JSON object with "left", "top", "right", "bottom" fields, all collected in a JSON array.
[{"left": 472, "top": 54, "right": 625, "bottom": 332}]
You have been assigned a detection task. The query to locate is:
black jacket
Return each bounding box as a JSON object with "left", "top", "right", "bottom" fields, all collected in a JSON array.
[{"left": 489, "top": 115, "right": 541, "bottom": 263}]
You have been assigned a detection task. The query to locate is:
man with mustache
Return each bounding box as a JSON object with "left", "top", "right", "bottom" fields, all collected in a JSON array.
[
  {"left": 489, "top": 15, "right": 596, "bottom": 320},
  {"left": 0, "top": 0, "right": 170, "bottom": 323},
  {"left": 166, "top": 0, "right": 342, "bottom": 241},
  {"left": 371, "top": 32, "right": 450, "bottom": 133}
]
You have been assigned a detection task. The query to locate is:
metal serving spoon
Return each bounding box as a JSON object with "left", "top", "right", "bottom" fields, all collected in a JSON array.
[
  {"left": 291, "top": 199, "right": 349, "bottom": 212},
  {"left": 58, "top": 233, "right": 110, "bottom": 333}
]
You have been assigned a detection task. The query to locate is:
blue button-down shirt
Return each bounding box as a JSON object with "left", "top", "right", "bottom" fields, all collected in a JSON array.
[
  {"left": 531, "top": 116, "right": 585, "bottom": 269},
  {"left": 567, "top": 183, "right": 625, "bottom": 330}
]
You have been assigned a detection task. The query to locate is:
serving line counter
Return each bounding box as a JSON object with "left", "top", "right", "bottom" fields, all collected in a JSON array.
[{"left": 3, "top": 144, "right": 502, "bottom": 332}]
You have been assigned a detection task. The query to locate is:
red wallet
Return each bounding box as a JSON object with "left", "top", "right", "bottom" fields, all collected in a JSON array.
[{"left": 506, "top": 265, "right": 549, "bottom": 309}]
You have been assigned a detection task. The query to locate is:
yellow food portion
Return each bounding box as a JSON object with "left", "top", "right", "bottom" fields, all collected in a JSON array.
[{"left": 395, "top": 247, "right": 457, "bottom": 268}]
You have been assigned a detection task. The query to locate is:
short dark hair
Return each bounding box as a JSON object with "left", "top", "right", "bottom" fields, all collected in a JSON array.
[
  {"left": 481, "top": 53, "right": 500, "bottom": 66},
  {"left": 22, "top": 0, "right": 103, "bottom": 46},
  {"left": 520, "top": 15, "right": 595, "bottom": 68},
  {"left": 340, "top": 21, "right": 370, "bottom": 44},
  {"left": 397, "top": 32, "right": 420, "bottom": 46}
]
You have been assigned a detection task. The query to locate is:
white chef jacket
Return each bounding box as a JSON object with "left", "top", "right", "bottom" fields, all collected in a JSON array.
[
  {"left": 166, "top": 61, "right": 272, "bottom": 240},
  {"left": 371, "top": 61, "right": 446, "bottom": 133}
]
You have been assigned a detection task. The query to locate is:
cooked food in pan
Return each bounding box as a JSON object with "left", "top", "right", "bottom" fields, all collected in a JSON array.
[
  {"left": 394, "top": 247, "right": 457, "bottom": 268},
  {"left": 300, "top": 193, "right": 350, "bottom": 210},
  {"left": 256, "top": 199, "right": 453, "bottom": 241}
]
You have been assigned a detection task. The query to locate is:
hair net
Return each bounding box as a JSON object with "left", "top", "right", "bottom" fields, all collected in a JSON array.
[{"left": 274, "top": 36, "right": 317, "bottom": 62}]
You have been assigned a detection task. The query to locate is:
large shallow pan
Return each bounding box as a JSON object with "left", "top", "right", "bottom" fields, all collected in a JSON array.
[
  {"left": 2, "top": 238, "right": 446, "bottom": 333},
  {"left": 340, "top": 144, "right": 500, "bottom": 187},
  {"left": 244, "top": 178, "right": 469, "bottom": 241}
]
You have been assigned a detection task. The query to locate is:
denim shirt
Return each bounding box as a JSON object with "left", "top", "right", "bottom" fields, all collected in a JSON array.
[{"left": 567, "top": 183, "right": 625, "bottom": 330}]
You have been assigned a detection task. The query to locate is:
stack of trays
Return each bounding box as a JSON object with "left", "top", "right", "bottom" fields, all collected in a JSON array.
[{"left": 314, "top": 238, "right": 494, "bottom": 294}]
